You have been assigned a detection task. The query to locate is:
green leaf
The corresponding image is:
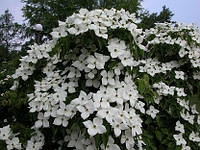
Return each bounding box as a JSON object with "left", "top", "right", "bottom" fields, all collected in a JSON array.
[
  {"left": 94, "top": 134, "right": 101, "bottom": 150},
  {"left": 0, "top": 141, "right": 7, "bottom": 150},
  {"left": 161, "top": 128, "right": 169, "bottom": 135},
  {"left": 188, "top": 93, "right": 200, "bottom": 113},
  {"left": 102, "top": 134, "right": 109, "bottom": 147},
  {"left": 167, "top": 142, "right": 178, "bottom": 150},
  {"left": 52, "top": 128, "right": 58, "bottom": 137},
  {"left": 155, "top": 130, "right": 163, "bottom": 141},
  {"left": 108, "top": 59, "right": 119, "bottom": 70}
]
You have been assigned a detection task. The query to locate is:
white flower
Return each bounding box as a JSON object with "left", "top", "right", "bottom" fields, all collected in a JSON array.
[
  {"left": 176, "top": 88, "right": 187, "bottom": 97},
  {"left": 95, "top": 53, "right": 110, "bottom": 69},
  {"left": 146, "top": 105, "right": 159, "bottom": 119},
  {"left": 111, "top": 119, "right": 128, "bottom": 137},
  {"left": 67, "top": 67, "right": 81, "bottom": 78},
  {"left": 175, "top": 121, "right": 185, "bottom": 133},
  {"left": 6, "top": 137, "right": 21, "bottom": 150},
  {"left": 93, "top": 90, "right": 110, "bottom": 109},
  {"left": 44, "top": 105, "right": 58, "bottom": 118},
  {"left": 191, "top": 104, "right": 199, "bottom": 114},
  {"left": 53, "top": 116, "right": 68, "bottom": 127},
  {"left": 72, "top": 54, "right": 87, "bottom": 71},
  {"left": 26, "top": 141, "right": 42, "bottom": 150},
  {"left": 131, "top": 125, "right": 143, "bottom": 137},
  {"left": 62, "top": 81, "right": 76, "bottom": 93},
  {"left": 35, "top": 112, "right": 49, "bottom": 128},
  {"left": 173, "top": 133, "right": 186, "bottom": 145},
  {"left": 97, "top": 107, "right": 117, "bottom": 123},
  {"left": 189, "top": 131, "right": 200, "bottom": 142},
  {"left": 87, "top": 53, "right": 110, "bottom": 70},
  {"left": 67, "top": 27, "right": 78, "bottom": 35},
  {"left": 100, "top": 136, "right": 120, "bottom": 150},
  {"left": 118, "top": 51, "right": 133, "bottom": 67},
  {"left": 50, "top": 26, "right": 68, "bottom": 39},
  {"left": 10, "top": 81, "right": 19, "bottom": 90},
  {"left": 0, "top": 125, "right": 11, "bottom": 140},
  {"left": 175, "top": 71, "right": 185, "bottom": 80},
  {"left": 87, "top": 69, "right": 97, "bottom": 79},
  {"left": 67, "top": 129, "right": 85, "bottom": 149},
  {"left": 107, "top": 38, "right": 126, "bottom": 58},
  {"left": 134, "top": 101, "right": 145, "bottom": 114},
  {"left": 83, "top": 117, "right": 106, "bottom": 136},
  {"left": 121, "top": 130, "right": 135, "bottom": 149},
  {"left": 182, "top": 145, "right": 191, "bottom": 150},
  {"left": 72, "top": 90, "right": 91, "bottom": 105},
  {"left": 180, "top": 110, "right": 195, "bottom": 124},
  {"left": 57, "top": 103, "right": 76, "bottom": 118},
  {"left": 113, "top": 63, "right": 124, "bottom": 75},
  {"left": 179, "top": 48, "right": 188, "bottom": 58},
  {"left": 197, "top": 115, "right": 200, "bottom": 125},
  {"left": 86, "top": 79, "right": 100, "bottom": 88},
  {"left": 110, "top": 88, "right": 124, "bottom": 105},
  {"left": 87, "top": 55, "right": 98, "bottom": 69},
  {"left": 94, "top": 26, "right": 108, "bottom": 39},
  {"left": 123, "top": 89, "right": 138, "bottom": 107},
  {"left": 176, "top": 98, "right": 190, "bottom": 110},
  {"left": 101, "top": 70, "right": 115, "bottom": 86},
  {"left": 77, "top": 100, "right": 95, "bottom": 119}
]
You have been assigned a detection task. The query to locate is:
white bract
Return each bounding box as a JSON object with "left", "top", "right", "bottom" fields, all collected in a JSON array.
[
  {"left": 83, "top": 117, "right": 106, "bottom": 136},
  {"left": 101, "top": 136, "right": 120, "bottom": 150},
  {"left": 173, "top": 133, "right": 187, "bottom": 146},
  {"left": 175, "top": 121, "right": 185, "bottom": 133},
  {"left": 146, "top": 105, "right": 159, "bottom": 119}
]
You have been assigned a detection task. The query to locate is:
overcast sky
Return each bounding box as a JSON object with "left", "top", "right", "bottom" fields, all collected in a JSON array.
[{"left": 0, "top": 0, "right": 200, "bottom": 26}]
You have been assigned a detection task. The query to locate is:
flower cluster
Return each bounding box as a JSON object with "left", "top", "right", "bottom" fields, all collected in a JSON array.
[
  {"left": 144, "top": 22, "right": 200, "bottom": 69},
  {"left": 1, "top": 8, "right": 199, "bottom": 150},
  {"left": 0, "top": 125, "right": 21, "bottom": 150},
  {"left": 25, "top": 130, "right": 44, "bottom": 150}
]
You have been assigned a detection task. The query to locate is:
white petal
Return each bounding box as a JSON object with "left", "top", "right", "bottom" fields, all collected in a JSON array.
[
  {"left": 97, "top": 110, "right": 106, "bottom": 118},
  {"left": 57, "top": 109, "right": 64, "bottom": 115},
  {"left": 62, "top": 119, "right": 68, "bottom": 127},
  {"left": 87, "top": 64, "right": 95, "bottom": 69},
  {"left": 108, "top": 78, "right": 115, "bottom": 85},
  {"left": 110, "top": 144, "right": 121, "bottom": 150},
  {"left": 83, "top": 120, "right": 93, "bottom": 128},
  {"left": 88, "top": 72, "right": 95, "bottom": 79},
  {"left": 67, "top": 72, "right": 75, "bottom": 78},
  {"left": 86, "top": 79, "right": 93, "bottom": 87},
  {"left": 102, "top": 78, "right": 108, "bottom": 85},
  {"left": 68, "top": 140, "right": 76, "bottom": 147},
  {"left": 101, "top": 101, "right": 110, "bottom": 108},
  {"left": 53, "top": 117, "right": 62, "bottom": 126},
  {"left": 35, "top": 120, "right": 42, "bottom": 128},
  {"left": 43, "top": 120, "right": 49, "bottom": 127},
  {"left": 81, "top": 112, "right": 89, "bottom": 120},
  {"left": 93, "top": 117, "right": 103, "bottom": 125},
  {"left": 97, "top": 125, "right": 106, "bottom": 134},
  {"left": 114, "top": 128, "right": 121, "bottom": 137},
  {"left": 88, "top": 128, "right": 97, "bottom": 136}
]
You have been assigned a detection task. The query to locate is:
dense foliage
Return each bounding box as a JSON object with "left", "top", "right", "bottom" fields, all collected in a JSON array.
[{"left": 0, "top": 8, "right": 200, "bottom": 150}]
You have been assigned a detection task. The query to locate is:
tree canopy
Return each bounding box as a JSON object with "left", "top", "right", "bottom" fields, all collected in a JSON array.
[{"left": 21, "top": 0, "right": 143, "bottom": 35}]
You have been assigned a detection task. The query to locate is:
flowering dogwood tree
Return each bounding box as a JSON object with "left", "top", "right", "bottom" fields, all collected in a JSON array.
[{"left": 0, "top": 8, "right": 200, "bottom": 150}]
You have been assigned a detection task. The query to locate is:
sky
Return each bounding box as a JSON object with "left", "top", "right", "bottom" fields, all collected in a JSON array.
[
  {"left": 0, "top": 0, "right": 200, "bottom": 26},
  {"left": 142, "top": 0, "right": 200, "bottom": 26},
  {"left": 0, "top": 0, "right": 24, "bottom": 23}
]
